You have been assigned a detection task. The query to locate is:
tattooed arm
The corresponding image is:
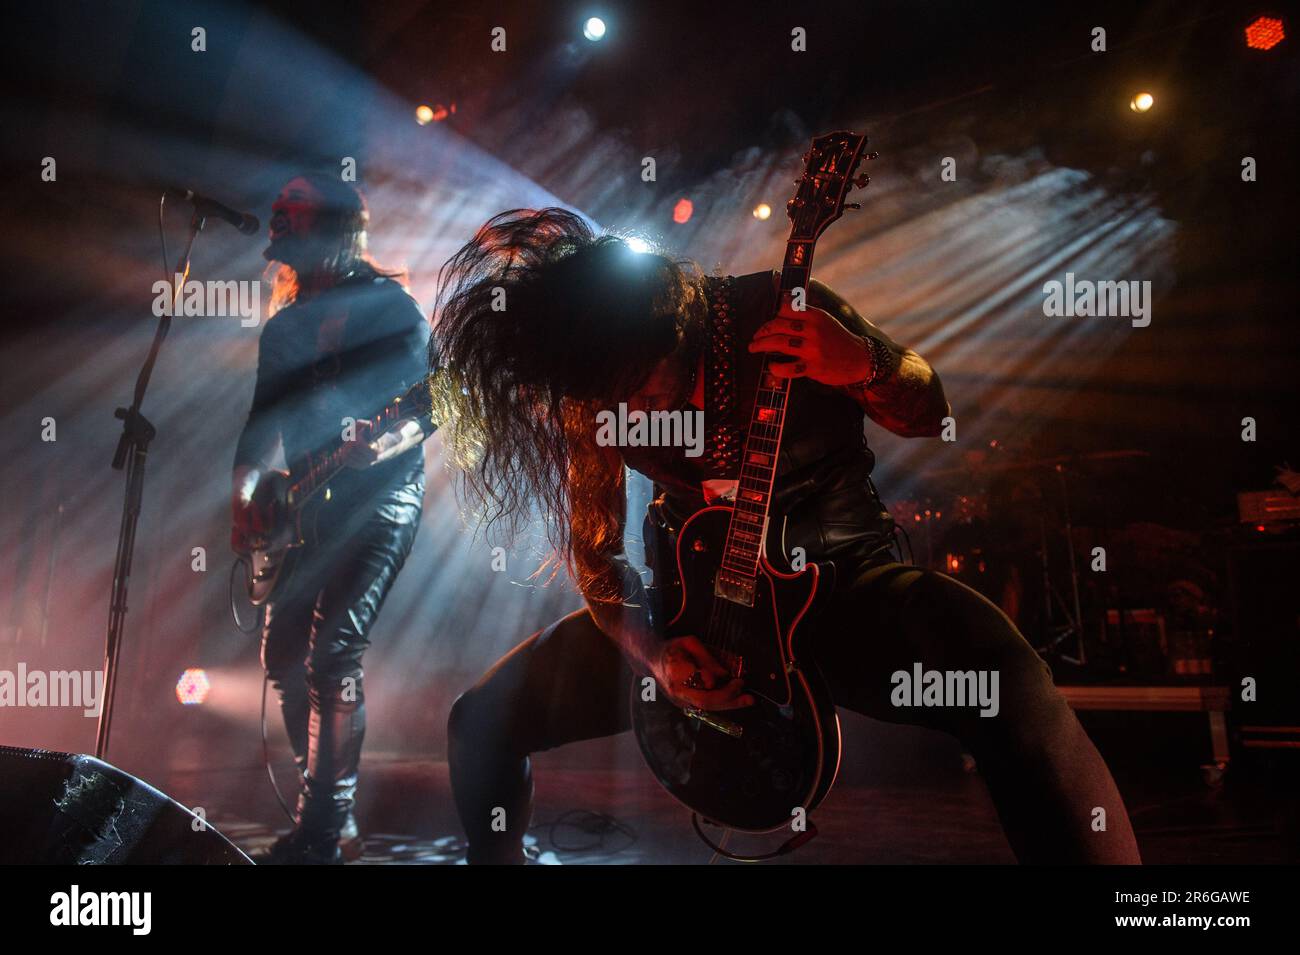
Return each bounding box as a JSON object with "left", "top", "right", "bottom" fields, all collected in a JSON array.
[
  {"left": 748, "top": 278, "right": 949, "bottom": 438},
  {"left": 573, "top": 451, "right": 753, "bottom": 710}
]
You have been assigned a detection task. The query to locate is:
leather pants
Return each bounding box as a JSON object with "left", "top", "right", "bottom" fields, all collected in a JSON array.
[
  {"left": 448, "top": 561, "right": 1140, "bottom": 864},
  {"left": 261, "top": 492, "right": 420, "bottom": 840}
]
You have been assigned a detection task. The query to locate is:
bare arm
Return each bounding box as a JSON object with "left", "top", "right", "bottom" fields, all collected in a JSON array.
[
  {"left": 573, "top": 452, "right": 753, "bottom": 710},
  {"left": 571, "top": 453, "right": 661, "bottom": 674}
]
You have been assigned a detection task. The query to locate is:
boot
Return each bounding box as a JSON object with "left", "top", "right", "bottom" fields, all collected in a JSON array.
[
  {"left": 263, "top": 688, "right": 365, "bottom": 864},
  {"left": 291, "top": 750, "right": 365, "bottom": 860},
  {"left": 262, "top": 826, "right": 344, "bottom": 865},
  {"left": 339, "top": 810, "right": 365, "bottom": 861}
]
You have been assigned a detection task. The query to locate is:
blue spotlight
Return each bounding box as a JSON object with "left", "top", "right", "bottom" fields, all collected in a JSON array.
[{"left": 583, "top": 17, "right": 607, "bottom": 41}]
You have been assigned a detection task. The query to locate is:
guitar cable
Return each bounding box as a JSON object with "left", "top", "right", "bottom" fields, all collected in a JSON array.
[
  {"left": 229, "top": 558, "right": 298, "bottom": 825},
  {"left": 260, "top": 672, "right": 299, "bottom": 825},
  {"left": 692, "top": 813, "right": 819, "bottom": 862}
]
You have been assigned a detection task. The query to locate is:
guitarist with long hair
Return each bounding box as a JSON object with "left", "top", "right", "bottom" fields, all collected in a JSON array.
[
  {"left": 431, "top": 206, "right": 1140, "bottom": 865},
  {"left": 232, "top": 173, "right": 429, "bottom": 863}
]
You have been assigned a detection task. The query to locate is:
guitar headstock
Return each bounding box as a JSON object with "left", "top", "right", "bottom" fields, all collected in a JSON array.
[{"left": 785, "top": 131, "right": 877, "bottom": 242}]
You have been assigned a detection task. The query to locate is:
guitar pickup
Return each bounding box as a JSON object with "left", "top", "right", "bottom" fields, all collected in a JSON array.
[
  {"left": 715, "top": 571, "right": 756, "bottom": 607},
  {"left": 684, "top": 707, "right": 743, "bottom": 739}
]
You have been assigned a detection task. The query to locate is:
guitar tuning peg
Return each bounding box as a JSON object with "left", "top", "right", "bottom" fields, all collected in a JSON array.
[
  {"left": 867, "top": 151, "right": 879, "bottom": 160},
  {"left": 852, "top": 174, "right": 871, "bottom": 188}
]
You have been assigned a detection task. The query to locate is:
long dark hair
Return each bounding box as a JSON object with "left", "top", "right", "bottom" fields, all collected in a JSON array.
[
  {"left": 429, "top": 208, "right": 705, "bottom": 597},
  {"left": 267, "top": 172, "right": 406, "bottom": 313}
]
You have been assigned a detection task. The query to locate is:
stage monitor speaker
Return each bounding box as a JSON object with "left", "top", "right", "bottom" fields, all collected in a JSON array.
[{"left": 0, "top": 745, "right": 252, "bottom": 864}]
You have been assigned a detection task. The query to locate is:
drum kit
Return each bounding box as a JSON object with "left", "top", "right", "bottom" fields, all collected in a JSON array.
[{"left": 896, "top": 444, "right": 1215, "bottom": 679}]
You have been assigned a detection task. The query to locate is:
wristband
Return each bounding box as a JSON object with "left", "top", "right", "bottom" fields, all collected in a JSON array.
[{"left": 850, "top": 335, "right": 898, "bottom": 390}]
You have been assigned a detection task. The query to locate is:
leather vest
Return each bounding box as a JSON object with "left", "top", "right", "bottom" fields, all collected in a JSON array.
[{"left": 621, "top": 271, "right": 895, "bottom": 577}]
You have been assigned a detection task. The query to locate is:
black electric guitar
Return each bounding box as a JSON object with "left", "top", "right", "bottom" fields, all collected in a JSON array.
[
  {"left": 631, "top": 131, "right": 876, "bottom": 837},
  {"left": 239, "top": 379, "right": 434, "bottom": 606}
]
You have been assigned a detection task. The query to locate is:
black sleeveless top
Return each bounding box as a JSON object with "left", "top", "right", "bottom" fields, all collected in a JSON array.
[{"left": 620, "top": 271, "right": 895, "bottom": 575}]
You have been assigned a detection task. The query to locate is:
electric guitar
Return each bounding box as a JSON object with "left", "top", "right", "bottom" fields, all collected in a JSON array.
[
  {"left": 239, "top": 378, "right": 434, "bottom": 606},
  {"left": 631, "top": 131, "right": 877, "bottom": 838}
]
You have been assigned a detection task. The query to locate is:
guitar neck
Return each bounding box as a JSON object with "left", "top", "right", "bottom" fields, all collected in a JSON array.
[
  {"left": 718, "top": 250, "right": 816, "bottom": 585},
  {"left": 285, "top": 398, "right": 410, "bottom": 507}
]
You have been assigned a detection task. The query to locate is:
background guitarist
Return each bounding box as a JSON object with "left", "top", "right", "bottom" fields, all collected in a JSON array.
[
  {"left": 231, "top": 173, "right": 429, "bottom": 864},
  {"left": 431, "top": 207, "right": 1140, "bottom": 865}
]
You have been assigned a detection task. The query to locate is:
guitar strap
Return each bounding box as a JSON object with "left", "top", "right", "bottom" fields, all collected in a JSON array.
[{"left": 702, "top": 275, "right": 741, "bottom": 501}]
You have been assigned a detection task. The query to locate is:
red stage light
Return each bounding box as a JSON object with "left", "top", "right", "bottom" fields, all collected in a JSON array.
[
  {"left": 672, "top": 198, "right": 693, "bottom": 224},
  {"left": 1245, "top": 16, "right": 1285, "bottom": 50}
]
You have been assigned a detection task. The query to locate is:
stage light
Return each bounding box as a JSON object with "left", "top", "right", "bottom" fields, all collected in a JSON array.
[
  {"left": 1245, "top": 16, "right": 1284, "bottom": 49},
  {"left": 176, "top": 668, "right": 210, "bottom": 705},
  {"left": 416, "top": 103, "right": 455, "bottom": 125},
  {"left": 672, "top": 198, "right": 693, "bottom": 224},
  {"left": 753, "top": 202, "right": 772, "bottom": 220},
  {"left": 1129, "top": 91, "right": 1154, "bottom": 112},
  {"left": 625, "top": 236, "right": 651, "bottom": 254},
  {"left": 583, "top": 17, "right": 607, "bottom": 41}
]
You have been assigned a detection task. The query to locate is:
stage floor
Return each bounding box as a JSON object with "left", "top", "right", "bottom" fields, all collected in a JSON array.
[{"left": 158, "top": 713, "right": 1299, "bottom": 865}]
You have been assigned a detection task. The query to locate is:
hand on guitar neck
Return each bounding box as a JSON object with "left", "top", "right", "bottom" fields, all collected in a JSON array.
[
  {"left": 341, "top": 416, "right": 427, "bottom": 470},
  {"left": 231, "top": 409, "right": 431, "bottom": 555}
]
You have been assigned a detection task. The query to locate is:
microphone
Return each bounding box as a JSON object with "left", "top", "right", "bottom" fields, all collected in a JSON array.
[{"left": 166, "top": 187, "right": 260, "bottom": 235}]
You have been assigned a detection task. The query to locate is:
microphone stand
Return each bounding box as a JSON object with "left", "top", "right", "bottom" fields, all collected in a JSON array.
[{"left": 94, "top": 202, "right": 206, "bottom": 759}]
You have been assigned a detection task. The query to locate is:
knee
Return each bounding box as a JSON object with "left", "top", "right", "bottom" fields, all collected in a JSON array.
[
  {"left": 305, "top": 657, "right": 364, "bottom": 706},
  {"left": 976, "top": 648, "right": 1079, "bottom": 757},
  {"left": 447, "top": 682, "right": 532, "bottom": 766},
  {"left": 448, "top": 686, "right": 490, "bottom": 748},
  {"left": 915, "top": 572, "right": 1072, "bottom": 748}
]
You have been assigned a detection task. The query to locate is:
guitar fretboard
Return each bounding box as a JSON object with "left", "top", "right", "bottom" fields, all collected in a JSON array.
[
  {"left": 286, "top": 393, "right": 415, "bottom": 506},
  {"left": 716, "top": 261, "right": 810, "bottom": 591}
]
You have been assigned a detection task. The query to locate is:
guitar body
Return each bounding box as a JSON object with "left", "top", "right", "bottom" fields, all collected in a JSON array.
[
  {"left": 243, "top": 468, "right": 320, "bottom": 607},
  {"left": 239, "top": 378, "right": 435, "bottom": 608},
  {"left": 631, "top": 506, "right": 841, "bottom": 832}
]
